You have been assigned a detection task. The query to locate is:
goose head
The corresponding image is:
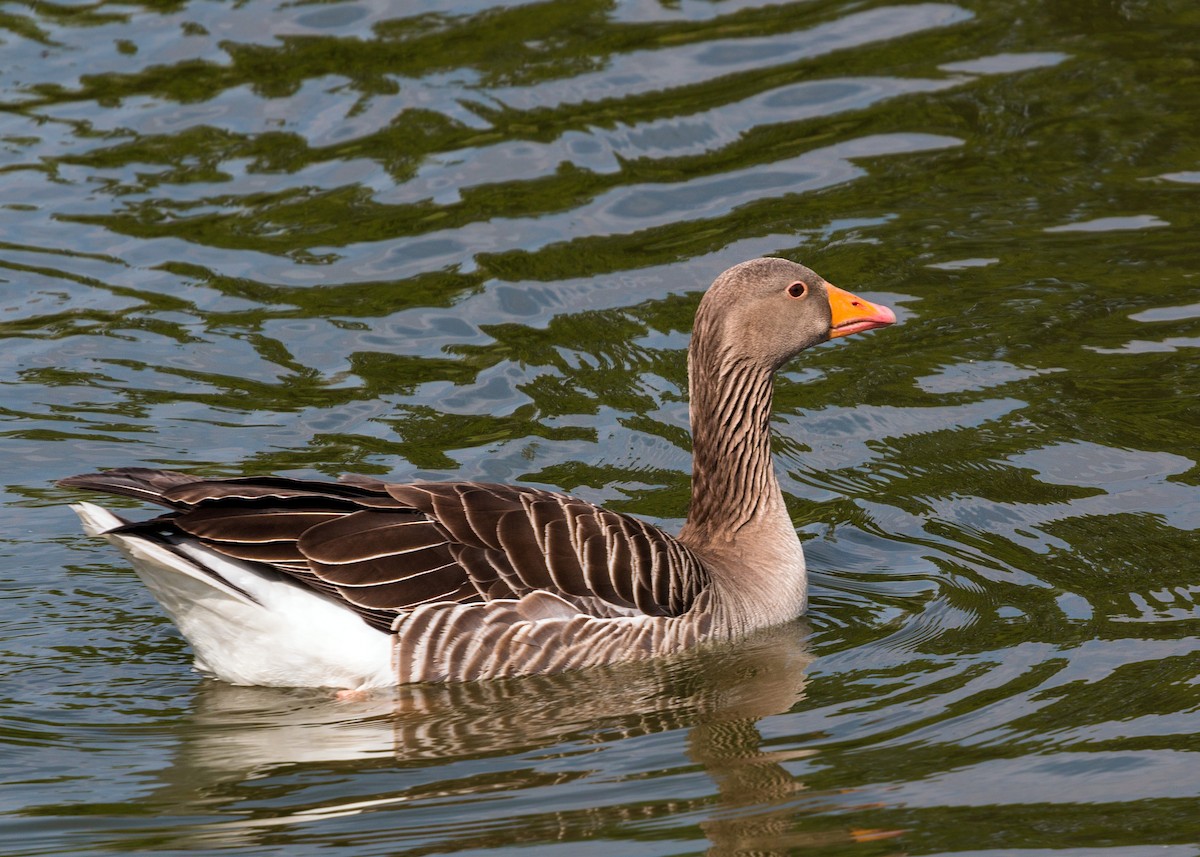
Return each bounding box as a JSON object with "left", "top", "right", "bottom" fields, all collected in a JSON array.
[{"left": 692, "top": 257, "right": 896, "bottom": 371}]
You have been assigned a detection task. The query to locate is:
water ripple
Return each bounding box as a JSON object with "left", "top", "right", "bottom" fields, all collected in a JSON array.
[{"left": 4, "top": 1, "right": 1200, "bottom": 855}]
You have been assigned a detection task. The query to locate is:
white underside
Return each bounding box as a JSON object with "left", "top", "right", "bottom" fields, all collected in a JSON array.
[{"left": 71, "top": 502, "right": 397, "bottom": 690}]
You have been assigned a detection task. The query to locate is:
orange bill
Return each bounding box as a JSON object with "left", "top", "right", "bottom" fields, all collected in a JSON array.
[{"left": 826, "top": 283, "right": 897, "bottom": 338}]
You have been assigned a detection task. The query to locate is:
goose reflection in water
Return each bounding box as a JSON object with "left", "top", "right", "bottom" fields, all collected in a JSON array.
[{"left": 137, "top": 622, "right": 895, "bottom": 854}]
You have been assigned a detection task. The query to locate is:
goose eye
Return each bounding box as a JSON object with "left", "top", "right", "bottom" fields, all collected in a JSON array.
[{"left": 787, "top": 282, "right": 807, "bottom": 298}]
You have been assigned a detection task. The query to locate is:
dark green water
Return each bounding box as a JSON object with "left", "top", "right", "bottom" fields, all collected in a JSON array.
[{"left": 3, "top": 1, "right": 1199, "bottom": 854}]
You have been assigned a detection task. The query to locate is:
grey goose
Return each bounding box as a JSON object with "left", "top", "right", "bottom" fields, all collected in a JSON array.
[{"left": 60, "top": 258, "right": 896, "bottom": 689}]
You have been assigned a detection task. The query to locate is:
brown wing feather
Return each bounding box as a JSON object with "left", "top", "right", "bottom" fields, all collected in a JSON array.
[
  {"left": 175, "top": 507, "right": 345, "bottom": 544},
  {"left": 60, "top": 469, "right": 710, "bottom": 631},
  {"left": 388, "top": 482, "right": 710, "bottom": 618}
]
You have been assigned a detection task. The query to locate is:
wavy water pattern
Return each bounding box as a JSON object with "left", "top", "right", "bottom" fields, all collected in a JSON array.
[{"left": 3, "top": 0, "right": 1200, "bottom": 855}]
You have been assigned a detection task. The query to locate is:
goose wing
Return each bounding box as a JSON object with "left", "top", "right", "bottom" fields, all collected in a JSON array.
[{"left": 59, "top": 468, "right": 711, "bottom": 630}]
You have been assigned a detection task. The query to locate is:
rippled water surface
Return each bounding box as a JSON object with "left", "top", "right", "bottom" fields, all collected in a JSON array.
[{"left": 3, "top": 1, "right": 1200, "bottom": 855}]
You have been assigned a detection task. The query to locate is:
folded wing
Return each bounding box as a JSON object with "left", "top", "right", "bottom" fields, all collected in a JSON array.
[{"left": 61, "top": 468, "right": 711, "bottom": 631}]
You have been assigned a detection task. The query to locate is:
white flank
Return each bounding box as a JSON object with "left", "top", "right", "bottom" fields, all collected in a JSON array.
[{"left": 70, "top": 502, "right": 397, "bottom": 690}]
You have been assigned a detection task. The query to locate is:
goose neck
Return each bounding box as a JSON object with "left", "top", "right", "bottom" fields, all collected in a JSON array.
[{"left": 681, "top": 347, "right": 782, "bottom": 544}]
